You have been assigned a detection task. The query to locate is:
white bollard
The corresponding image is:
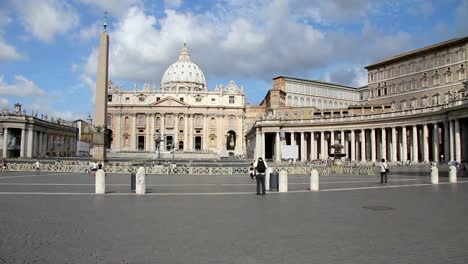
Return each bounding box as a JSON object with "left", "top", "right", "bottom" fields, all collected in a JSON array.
[
  {"left": 430, "top": 165, "right": 439, "bottom": 184},
  {"left": 95, "top": 169, "right": 106, "bottom": 194},
  {"left": 279, "top": 170, "right": 288, "bottom": 192},
  {"left": 265, "top": 167, "right": 272, "bottom": 191},
  {"left": 449, "top": 165, "right": 457, "bottom": 183},
  {"left": 136, "top": 167, "right": 146, "bottom": 194},
  {"left": 310, "top": 169, "right": 319, "bottom": 191}
]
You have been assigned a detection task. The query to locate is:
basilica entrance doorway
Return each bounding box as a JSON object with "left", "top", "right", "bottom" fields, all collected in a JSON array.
[
  {"left": 226, "top": 131, "right": 236, "bottom": 150},
  {"left": 166, "top": 136, "right": 173, "bottom": 151},
  {"left": 194, "top": 136, "right": 202, "bottom": 150},
  {"left": 137, "top": 136, "right": 145, "bottom": 151}
]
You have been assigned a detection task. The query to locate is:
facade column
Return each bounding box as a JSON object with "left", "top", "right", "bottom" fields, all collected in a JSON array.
[
  {"left": 381, "top": 128, "right": 387, "bottom": 160},
  {"left": 360, "top": 129, "right": 366, "bottom": 161},
  {"left": 412, "top": 125, "right": 418, "bottom": 163},
  {"left": 145, "top": 114, "right": 150, "bottom": 151},
  {"left": 26, "top": 129, "right": 33, "bottom": 158},
  {"left": 300, "top": 132, "right": 306, "bottom": 161},
  {"left": 115, "top": 113, "right": 121, "bottom": 151},
  {"left": 275, "top": 131, "right": 281, "bottom": 162},
  {"left": 449, "top": 120, "right": 455, "bottom": 161},
  {"left": 340, "top": 130, "right": 345, "bottom": 150},
  {"left": 455, "top": 119, "right": 461, "bottom": 162},
  {"left": 174, "top": 114, "right": 179, "bottom": 151},
  {"left": 401, "top": 126, "right": 407, "bottom": 162},
  {"left": 310, "top": 132, "right": 315, "bottom": 160},
  {"left": 330, "top": 131, "right": 335, "bottom": 145},
  {"left": 131, "top": 114, "right": 137, "bottom": 151},
  {"left": 371, "top": 128, "right": 376, "bottom": 162},
  {"left": 261, "top": 132, "right": 266, "bottom": 159},
  {"left": 188, "top": 114, "right": 193, "bottom": 151},
  {"left": 290, "top": 132, "right": 295, "bottom": 145},
  {"left": 150, "top": 114, "right": 155, "bottom": 151},
  {"left": 443, "top": 121, "right": 450, "bottom": 162},
  {"left": 320, "top": 131, "right": 325, "bottom": 160},
  {"left": 432, "top": 123, "right": 439, "bottom": 162},
  {"left": 350, "top": 130, "right": 355, "bottom": 161},
  {"left": 422, "top": 124, "right": 429, "bottom": 162},
  {"left": 391, "top": 127, "right": 397, "bottom": 162},
  {"left": 203, "top": 114, "right": 207, "bottom": 150},
  {"left": 38, "top": 132, "right": 43, "bottom": 157},
  {"left": 2, "top": 127, "right": 8, "bottom": 158}
]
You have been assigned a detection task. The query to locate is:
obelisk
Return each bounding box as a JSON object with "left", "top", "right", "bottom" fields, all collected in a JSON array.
[{"left": 92, "top": 15, "right": 109, "bottom": 161}]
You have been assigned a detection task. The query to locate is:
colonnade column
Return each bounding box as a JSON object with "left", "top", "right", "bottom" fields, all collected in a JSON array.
[
  {"left": 188, "top": 114, "right": 193, "bottom": 151},
  {"left": 320, "top": 131, "right": 325, "bottom": 160},
  {"left": 20, "top": 128, "right": 25, "bottom": 158},
  {"left": 340, "top": 130, "right": 345, "bottom": 149},
  {"left": 150, "top": 114, "right": 155, "bottom": 151},
  {"left": 350, "top": 130, "right": 355, "bottom": 161},
  {"left": 145, "top": 114, "right": 150, "bottom": 151},
  {"left": 290, "top": 132, "right": 295, "bottom": 146},
  {"left": 422, "top": 124, "right": 429, "bottom": 162},
  {"left": 184, "top": 114, "right": 189, "bottom": 151},
  {"left": 38, "top": 132, "right": 43, "bottom": 157},
  {"left": 449, "top": 120, "right": 455, "bottom": 161},
  {"left": 2, "top": 128, "right": 8, "bottom": 158},
  {"left": 300, "top": 132, "right": 306, "bottom": 161},
  {"left": 275, "top": 131, "right": 281, "bottom": 162},
  {"left": 391, "top": 127, "right": 397, "bottom": 162},
  {"left": 330, "top": 131, "right": 335, "bottom": 146},
  {"left": 432, "top": 123, "right": 439, "bottom": 162},
  {"left": 401, "top": 126, "right": 407, "bottom": 162},
  {"left": 254, "top": 128, "right": 261, "bottom": 160},
  {"left": 455, "top": 119, "right": 461, "bottom": 162},
  {"left": 261, "top": 131, "right": 265, "bottom": 159},
  {"left": 360, "top": 130, "right": 366, "bottom": 161},
  {"left": 27, "top": 128, "right": 34, "bottom": 158},
  {"left": 412, "top": 126, "right": 418, "bottom": 163},
  {"left": 174, "top": 114, "right": 179, "bottom": 151},
  {"left": 310, "top": 132, "right": 315, "bottom": 160},
  {"left": 444, "top": 121, "right": 450, "bottom": 162},
  {"left": 381, "top": 128, "right": 386, "bottom": 161},
  {"left": 371, "top": 128, "right": 376, "bottom": 162}
]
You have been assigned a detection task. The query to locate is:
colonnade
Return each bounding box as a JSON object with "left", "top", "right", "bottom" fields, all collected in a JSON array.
[
  {"left": 2, "top": 126, "right": 77, "bottom": 158},
  {"left": 256, "top": 118, "right": 465, "bottom": 163}
]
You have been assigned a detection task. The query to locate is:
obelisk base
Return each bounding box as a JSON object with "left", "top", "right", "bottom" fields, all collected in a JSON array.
[{"left": 92, "top": 132, "right": 107, "bottom": 161}]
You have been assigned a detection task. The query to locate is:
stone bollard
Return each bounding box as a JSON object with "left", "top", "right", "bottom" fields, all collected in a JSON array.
[
  {"left": 95, "top": 169, "right": 106, "bottom": 194},
  {"left": 265, "top": 167, "right": 272, "bottom": 191},
  {"left": 136, "top": 167, "right": 146, "bottom": 194},
  {"left": 430, "top": 165, "right": 439, "bottom": 184},
  {"left": 449, "top": 165, "right": 457, "bottom": 183},
  {"left": 310, "top": 169, "right": 319, "bottom": 191},
  {"left": 279, "top": 170, "right": 288, "bottom": 192}
]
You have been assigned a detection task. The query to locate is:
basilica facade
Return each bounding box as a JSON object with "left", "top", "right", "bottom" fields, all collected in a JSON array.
[{"left": 107, "top": 44, "right": 245, "bottom": 156}]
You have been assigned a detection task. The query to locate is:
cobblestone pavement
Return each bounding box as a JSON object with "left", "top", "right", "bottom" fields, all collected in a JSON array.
[{"left": 0, "top": 168, "right": 467, "bottom": 263}]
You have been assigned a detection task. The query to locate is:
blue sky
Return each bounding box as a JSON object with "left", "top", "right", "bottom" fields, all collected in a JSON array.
[{"left": 0, "top": 0, "right": 467, "bottom": 120}]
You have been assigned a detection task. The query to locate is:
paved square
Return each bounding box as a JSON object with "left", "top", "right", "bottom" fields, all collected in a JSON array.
[{"left": 1, "top": 167, "right": 467, "bottom": 263}]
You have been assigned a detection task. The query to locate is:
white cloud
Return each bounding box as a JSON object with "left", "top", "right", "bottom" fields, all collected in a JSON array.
[
  {"left": 0, "top": 75, "right": 46, "bottom": 97},
  {"left": 13, "top": 0, "right": 79, "bottom": 43},
  {"left": 164, "top": 0, "right": 183, "bottom": 9},
  {"left": 77, "top": 21, "right": 100, "bottom": 41},
  {"left": 0, "top": 37, "right": 22, "bottom": 61},
  {"left": 78, "top": 0, "right": 142, "bottom": 17},
  {"left": 0, "top": 98, "right": 8, "bottom": 107}
]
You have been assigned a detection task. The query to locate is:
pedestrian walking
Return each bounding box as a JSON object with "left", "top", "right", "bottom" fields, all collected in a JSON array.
[
  {"left": 91, "top": 162, "right": 98, "bottom": 176},
  {"left": 248, "top": 163, "right": 255, "bottom": 180},
  {"left": 35, "top": 160, "right": 41, "bottom": 175},
  {"left": 254, "top": 157, "right": 268, "bottom": 195},
  {"left": 379, "top": 158, "right": 389, "bottom": 183}
]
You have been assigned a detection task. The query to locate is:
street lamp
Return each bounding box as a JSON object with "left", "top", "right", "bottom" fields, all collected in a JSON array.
[{"left": 153, "top": 134, "right": 164, "bottom": 164}]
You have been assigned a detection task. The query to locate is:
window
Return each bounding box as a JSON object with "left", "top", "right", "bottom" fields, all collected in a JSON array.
[
  {"left": 108, "top": 95, "right": 112, "bottom": 102},
  {"left": 370, "top": 74, "right": 374, "bottom": 82},
  {"left": 125, "top": 97, "right": 130, "bottom": 102},
  {"left": 107, "top": 115, "right": 112, "bottom": 126},
  {"left": 445, "top": 72, "right": 452, "bottom": 83},
  {"left": 445, "top": 53, "right": 451, "bottom": 64},
  {"left": 139, "top": 97, "right": 145, "bottom": 102},
  {"left": 166, "top": 115, "right": 173, "bottom": 127},
  {"left": 179, "top": 117, "right": 184, "bottom": 127},
  {"left": 421, "top": 78, "right": 428, "bottom": 87},
  {"left": 211, "top": 98, "right": 215, "bottom": 102},
  {"left": 210, "top": 117, "right": 216, "bottom": 127},
  {"left": 138, "top": 116, "right": 145, "bottom": 127},
  {"left": 124, "top": 117, "right": 130, "bottom": 127},
  {"left": 229, "top": 117, "right": 235, "bottom": 128},
  {"left": 433, "top": 75, "right": 440, "bottom": 85},
  {"left": 156, "top": 97, "right": 160, "bottom": 101},
  {"left": 432, "top": 56, "right": 438, "bottom": 67},
  {"left": 459, "top": 49, "right": 465, "bottom": 61},
  {"left": 294, "top": 96, "right": 298, "bottom": 106},
  {"left": 410, "top": 80, "right": 416, "bottom": 89},
  {"left": 399, "top": 82, "right": 405, "bottom": 92},
  {"left": 459, "top": 68, "right": 466, "bottom": 80},
  {"left": 300, "top": 97, "right": 305, "bottom": 106},
  {"left": 410, "top": 63, "right": 416, "bottom": 73},
  {"left": 155, "top": 117, "right": 161, "bottom": 127},
  {"left": 195, "top": 116, "right": 201, "bottom": 127},
  {"left": 196, "top": 97, "right": 202, "bottom": 102},
  {"left": 229, "top": 96, "right": 234, "bottom": 104},
  {"left": 399, "top": 65, "right": 405, "bottom": 75},
  {"left": 287, "top": 96, "right": 292, "bottom": 106},
  {"left": 179, "top": 98, "right": 184, "bottom": 102},
  {"left": 421, "top": 59, "right": 427, "bottom": 70}
]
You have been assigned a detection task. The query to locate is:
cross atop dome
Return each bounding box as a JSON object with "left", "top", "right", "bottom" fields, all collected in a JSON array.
[{"left": 178, "top": 42, "right": 190, "bottom": 61}]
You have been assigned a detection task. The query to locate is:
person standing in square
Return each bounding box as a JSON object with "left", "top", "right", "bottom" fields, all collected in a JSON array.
[{"left": 254, "top": 157, "right": 268, "bottom": 195}]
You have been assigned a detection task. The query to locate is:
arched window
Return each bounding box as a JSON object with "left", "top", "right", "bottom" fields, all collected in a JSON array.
[
  {"left": 300, "top": 97, "right": 305, "bottom": 106},
  {"left": 306, "top": 98, "right": 311, "bottom": 106},
  {"left": 210, "top": 117, "right": 216, "bottom": 127},
  {"left": 294, "top": 96, "right": 298, "bottom": 106},
  {"left": 107, "top": 115, "right": 112, "bottom": 127},
  {"left": 312, "top": 99, "right": 316, "bottom": 107},
  {"left": 166, "top": 115, "right": 173, "bottom": 127},
  {"left": 155, "top": 116, "right": 161, "bottom": 127},
  {"left": 179, "top": 117, "right": 184, "bottom": 127},
  {"left": 195, "top": 116, "right": 202, "bottom": 127},
  {"left": 124, "top": 116, "right": 130, "bottom": 127},
  {"left": 334, "top": 102, "right": 338, "bottom": 108},
  {"left": 229, "top": 116, "right": 235, "bottom": 128},
  {"left": 287, "top": 96, "right": 292, "bottom": 106},
  {"left": 317, "top": 100, "right": 322, "bottom": 108}
]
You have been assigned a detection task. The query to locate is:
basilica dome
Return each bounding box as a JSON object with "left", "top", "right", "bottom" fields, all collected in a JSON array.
[{"left": 161, "top": 44, "right": 207, "bottom": 91}]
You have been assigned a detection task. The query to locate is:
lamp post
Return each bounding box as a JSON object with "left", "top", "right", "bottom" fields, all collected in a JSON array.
[{"left": 153, "top": 134, "right": 163, "bottom": 164}]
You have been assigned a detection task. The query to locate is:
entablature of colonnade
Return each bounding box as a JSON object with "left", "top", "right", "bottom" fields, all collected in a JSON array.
[{"left": 249, "top": 98, "right": 468, "bottom": 134}]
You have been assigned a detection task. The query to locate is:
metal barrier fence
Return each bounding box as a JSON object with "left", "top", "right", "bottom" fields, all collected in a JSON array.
[{"left": 1, "top": 163, "right": 374, "bottom": 176}]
